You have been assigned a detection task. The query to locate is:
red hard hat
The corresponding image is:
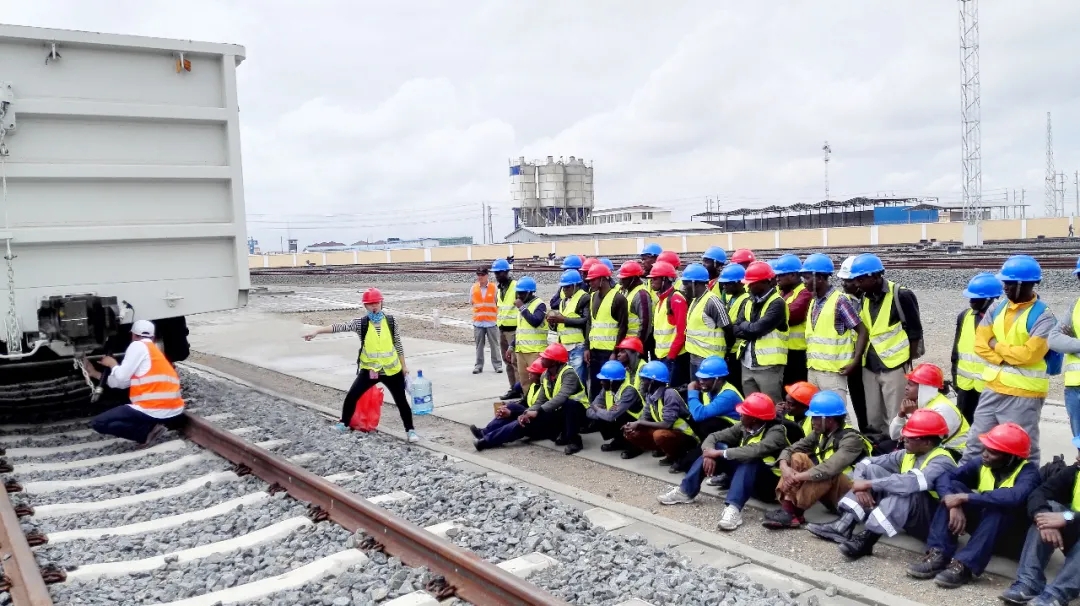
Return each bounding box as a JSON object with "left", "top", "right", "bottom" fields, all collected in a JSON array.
[
  {"left": 784, "top": 381, "right": 819, "bottom": 406},
  {"left": 581, "top": 258, "right": 597, "bottom": 272},
  {"left": 979, "top": 422, "right": 1031, "bottom": 459},
  {"left": 362, "top": 288, "right": 384, "bottom": 304},
  {"left": 657, "top": 251, "right": 681, "bottom": 268},
  {"left": 732, "top": 249, "right": 756, "bottom": 264},
  {"left": 742, "top": 261, "right": 775, "bottom": 284},
  {"left": 648, "top": 261, "right": 677, "bottom": 279},
  {"left": 736, "top": 392, "right": 776, "bottom": 421},
  {"left": 618, "top": 261, "right": 645, "bottom": 278},
  {"left": 526, "top": 359, "right": 546, "bottom": 374},
  {"left": 906, "top": 363, "right": 944, "bottom": 389},
  {"left": 587, "top": 263, "right": 612, "bottom": 280},
  {"left": 540, "top": 343, "right": 569, "bottom": 364},
  {"left": 901, "top": 409, "right": 950, "bottom": 439},
  {"left": 616, "top": 336, "right": 644, "bottom": 354}
]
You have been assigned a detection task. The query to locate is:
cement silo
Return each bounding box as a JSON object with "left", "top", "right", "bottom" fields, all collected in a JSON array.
[
  {"left": 509, "top": 157, "right": 539, "bottom": 228},
  {"left": 510, "top": 155, "right": 593, "bottom": 228}
]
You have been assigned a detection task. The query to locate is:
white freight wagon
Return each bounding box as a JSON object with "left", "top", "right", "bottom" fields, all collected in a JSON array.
[{"left": 0, "top": 24, "right": 248, "bottom": 411}]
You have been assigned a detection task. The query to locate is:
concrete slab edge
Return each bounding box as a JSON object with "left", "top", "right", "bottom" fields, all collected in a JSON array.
[{"left": 180, "top": 360, "right": 927, "bottom": 606}]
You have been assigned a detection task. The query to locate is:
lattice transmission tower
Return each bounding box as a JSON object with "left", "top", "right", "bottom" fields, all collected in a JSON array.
[
  {"left": 959, "top": 0, "right": 982, "bottom": 224},
  {"left": 1046, "top": 112, "right": 1060, "bottom": 216}
]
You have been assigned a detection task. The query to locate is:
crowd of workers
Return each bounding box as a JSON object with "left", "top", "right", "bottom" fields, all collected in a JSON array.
[{"left": 458, "top": 244, "right": 1080, "bottom": 604}]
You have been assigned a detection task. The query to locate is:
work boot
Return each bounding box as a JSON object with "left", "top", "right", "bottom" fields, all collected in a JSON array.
[
  {"left": 657, "top": 456, "right": 675, "bottom": 466},
  {"left": 806, "top": 511, "right": 858, "bottom": 544},
  {"left": 651, "top": 450, "right": 666, "bottom": 458},
  {"left": 907, "top": 548, "right": 950, "bottom": 579},
  {"left": 472, "top": 367, "right": 482, "bottom": 374},
  {"left": 136, "top": 425, "right": 168, "bottom": 450},
  {"left": 473, "top": 439, "right": 488, "bottom": 451},
  {"left": 999, "top": 583, "right": 1039, "bottom": 605},
  {"left": 600, "top": 437, "right": 627, "bottom": 452},
  {"left": 469, "top": 425, "right": 483, "bottom": 440},
  {"left": 762, "top": 508, "right": 804, "bottom": 529},
  {"left": 564, "top": 439, "right": 583, "bottom": 455},
  {"left": 500, "top": 388, "right": 521, "bottom": 400},
  {"left": 620, "top": 448, "right": 643, "bottom": 459},
  {"left": 839, "top": 529, "right": 881, "bottom": 560},
  {"left": 934, "top": 559, "right": 974, "bottom": 588},
  {"left": 554, "top": 434, "right": 569, "bottom": 446}
]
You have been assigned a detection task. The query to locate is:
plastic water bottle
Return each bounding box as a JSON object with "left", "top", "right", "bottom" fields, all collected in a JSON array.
[{"left": 410, "top": 370, "right": 434, "bottom": 415}]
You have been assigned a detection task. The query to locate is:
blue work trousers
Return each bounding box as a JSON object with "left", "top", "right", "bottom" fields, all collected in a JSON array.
[
  {"left": 926, "top": 500, "right": 1011, "bottom": 575},
  {"left": 482, "top": 403, "right": 586, "bottom": 447},
  {"left": 1015, "top": 521, "right": 1080, "bottom": 604},
  {"left": 567, "top": 345, "right": 587, "bottom": 394},
  {"left": 91, "top": 404, "right": 170, "bottom": 443},
  {"left": 680, "top": 454, "right": 777, "bottom": 508},
  {"left": 1066, "top": 386, "right": 1080, "bottom": 439}
]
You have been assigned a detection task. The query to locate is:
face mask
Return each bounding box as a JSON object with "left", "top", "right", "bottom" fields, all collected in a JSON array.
[{"left": 368, "top": 310, "right": 385, "bottom": 323}]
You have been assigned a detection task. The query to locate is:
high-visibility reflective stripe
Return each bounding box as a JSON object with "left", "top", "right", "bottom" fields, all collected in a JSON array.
[
  {"left": 129, "top": 375, "right": 181, "bottom": 386},
  {"left": 358, "top": 317, "right": 403, "bottom": 375},
  {"left": 131, "top": 391, "right": 182, "bottom": 402},
  {"left": 625, "top": 284, "right": 651, "bottom": 335},
  {"left": 653, "top": 296, "right": 685, "bottom": 358},
  {"left": 860, "top": 281, "right": 911, "bottom": 369},
  {"left": 128, "top": 340, "right": 184, "bottom": 412},
  {"left": 736, "top": 290, "right": 788, "bottom": 366},
  {"left": 955, "top": 310, "right": 985, "bottom": 392},
  {"left": 547, "top": 365, "right": 588, "bottom": 406},
  {"left": 784, "top": 284, "right": 807, "bottom": 351},
  {"left": 590, "top": 289, "right": 620, "bottom": 351},
  {"left": 650, "top": 390, "right": 697, "bottom": 441},
  {"left": 870, "top": 508, "right": 898, "bottom": 537},
  {"left": 496, "top": 280, "right": 519, "bottom": 327},
  {"left": 977, "top": 460, "right": 1028, "bottom": 492},
  {"left": 806, "top": 290, "right": 854, "bottom": 373},
  {"left": 472, "top": 283, "right": 498, "bottom": 323},
  {"left": 557, "top": 290, "right": 587, "bottom": 346},
  {"left": 604, "top": 383, "right": 644, "bottom": 419},
  {"left": 685, "top": 291, "right": 726, "bottom": 359},
  {"left": 516, "top": 298, "right": 548, "bottom": 353}
]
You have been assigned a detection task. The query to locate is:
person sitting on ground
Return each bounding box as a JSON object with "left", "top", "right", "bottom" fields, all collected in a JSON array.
[
  {"left": 471, "top": 359, "right": 545, "bottom": 446},
  {"left": 1001, "top": 436, "right": 1080, "bottom": 606},
  {"left": 764, "top": 390, "right": 871, "bottom": 530},
  {"left": 615, "top": 336, "right": 647, "bottom": 388},
  {"left": 472, "top": 344, "right": 588, "bottom": 454},
  {"left": 623, "top": 361, "right": 700, "bottom": 473},
  {"left": 85, "top": 320, "right": 183, "bottom": 448},
  {"left": 586, "top": 360, "right": 646, "bottom": 458},
  {"left": 656, "top": 393, "right": 788, "bottom": 531},
  {"left": 687, "top": 355, "right": 744, "bottom": 438},
  {"left": 806, "top": 409, "right": 957, "bottom": 560},
  {"left": 781, "top": 381, "right": 818, "bottom": 440},
  {"left": 909, "top": 422, "right": 1039, "bottom": 589},
  {"left": 889, "top": 363, "right": 969, "bottom": 457}
]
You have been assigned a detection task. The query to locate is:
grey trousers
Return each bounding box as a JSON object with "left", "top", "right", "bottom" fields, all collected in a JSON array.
[
  {"left": 838, "top": 461, "right": 935, "bottom": 539},
  {"left": 808, "top": 369, "right": 861, "bottom": 430},
  {"left": 498, "top": 329, "right": 517, "bottom": 388},
  {"left": 474, "top": 325, "right": 502, "bottom": 372},
  {"left": 741, "top": 365, "right": 784, "bottom": 404},
  {"left": 962, "top": 389, "right": 1045, "bottom": 466},
  {"left": 862, "top": 365, "right": 909, "bottom": 434}
]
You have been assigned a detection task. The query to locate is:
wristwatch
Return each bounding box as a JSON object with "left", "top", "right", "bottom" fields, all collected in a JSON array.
[{"left": 1064, "top": 511, "right": 1075, "bottom": 522}]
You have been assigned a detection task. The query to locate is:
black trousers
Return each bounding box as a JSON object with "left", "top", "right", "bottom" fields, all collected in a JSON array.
[
  {"left": 340, "top": 370, "right": 413, "bottom": 431},
  {"left": 783, "top": 350, "right": 808, "bottom": 386},
  {"left": 588, "top": 349, "right": 613, "bottom": 399},
  {"left": 847, "top": 364, "right": 868, "bottom": 432},
  {"left": 725, "top": 352, "right": 742, "bottom": 393},
  {"left": 956, "top": 387, "right": 980, "bottom": 423}
]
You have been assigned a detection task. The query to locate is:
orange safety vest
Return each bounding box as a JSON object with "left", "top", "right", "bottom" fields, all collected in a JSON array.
[
  {"left": 471, "top": 282, "right": 498, "bottom": 324},
  {"left": 129, "top": 340, "right": 185, "bottom": 415}
]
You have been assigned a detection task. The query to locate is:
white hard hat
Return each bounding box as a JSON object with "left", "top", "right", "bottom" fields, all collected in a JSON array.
[
  {"left": 836, "top": 256, "right": 858, "bottom": 280},
  {"left": 131, "top": 320, "right": 155, "bottom": 339}
]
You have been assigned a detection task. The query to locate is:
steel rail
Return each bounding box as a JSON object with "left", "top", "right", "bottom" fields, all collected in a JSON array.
[
  {"left": 179, "top": 413, "right": 567, "bottom": 606},
  {"left": 0, "top": 484, "right": 52, "bottom": 605}
]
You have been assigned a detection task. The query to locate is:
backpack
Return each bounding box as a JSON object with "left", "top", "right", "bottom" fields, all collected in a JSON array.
[
  {"left": 889, "top": 284, "right": 925, "bottom": 359},
  {"left": 988, "top": 299, "right": 1062, "bottom": 375},
  {"left": 1039, "top": 454, "right": 1069, "bottom": 483}
]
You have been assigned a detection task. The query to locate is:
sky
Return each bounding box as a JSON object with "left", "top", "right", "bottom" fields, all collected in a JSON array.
[{"left": 7, "top": 1, "right": 1080, "bottom": 250}]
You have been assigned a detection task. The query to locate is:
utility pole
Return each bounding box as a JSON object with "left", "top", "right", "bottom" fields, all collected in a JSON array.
[
  {"left": 958, "top": 0, "right": 983, "bottom": 245},
  {"left": 822, "top": 141, "right": 832, "bottom": 201},
  {"left": 487, "top": 204, "right": 494, "bottom": 244},
  {"left": 480, "top": 203, "right": 488, "bottom": 244},
  {"left": 1075, "top": 171, "right": 1079, "bottom": 217}
]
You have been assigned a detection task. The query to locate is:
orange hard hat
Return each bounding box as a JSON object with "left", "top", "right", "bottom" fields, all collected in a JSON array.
[
  {"left": 540, "top": 343, "right": 569, "bottom": 364},
  {"left": 361, "top": 288, "right": 383, "bottom": 304},
  {"left": 526, "top": 359, "right": 546, "bottom": 374},
  {"left": 907, "top": 363, "right": 944, "bottom": 389},
  {"left": 732, "top": 249, "right": 756, "bottom": 264},
  {"left": 618, "top": 261, "right": 645, "bottom": 278},
  {"left": 587, "top": 263, "right": 612, "bottom": 280},
  {"left": 784, "top": 381, "right": 819, "bottom": 406},
  {"left": 736, "top": 393, "right": 777, "bottom": 421},
  {"left": 742, "top": 261, "right": 775, "bottom": 284},
  {"left": 657, "top": 251, "right": 681, "bottom": 268},
  {"left": 616, "top": 336, "right": 644, "bottom": 354},
  {"left": 901, "top": 409, "right": 950, "bottom": 439},
  {"left": 979, "top": 422, "right": 1031, "bottom": 459},
  {"left": 648, "top": 261, "right": 677, "bottom": 279}
]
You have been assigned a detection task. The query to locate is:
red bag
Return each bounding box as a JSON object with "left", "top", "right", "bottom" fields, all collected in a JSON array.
[{"left": 349, "top": 386, "right": 383, "bottom": 432}]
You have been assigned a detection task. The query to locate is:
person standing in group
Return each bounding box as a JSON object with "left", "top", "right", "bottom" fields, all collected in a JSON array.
[
  {"left": 470, "top": 266, "right": 503, "bottom": 375},
  {"left": 303, "top": 288, "right": 417, "bottom": 442},
  {"left": 547, "top": 269, "right": 590, "bottom": 387},
  {"left": 508, "top": 276, "right": 548, "bottom": 395},
  {"left": 658, "top": 251, "right": 684, "bottom": 292},
  {"left": 618, "top": 261, "right": 654, "bottom": 347},
  {"left": 649, "top": 260, "right": 691, "bottom": 387},
  {"left": 681, "top": 263, "right": 731, "bottom": 378},
  {"left": 551, "top": 255, "right": 583, "bottom": 311},
  {"left": 835, "top": 255, "right": 869, "bottom": 431},
  {"left": 701, "top": 246, "right": 727, "bottom": 296},
  {"left": 492, "top": 258, "right": 520, "bottom": 399},
  {"left": 640, "top": 243, "right": 663, "bottom": 290},
  {"left": 732, "top": 249, "right": 756, "bottom": 269},
  {"left": 718, "top": 263, "right": 749, "bottom": 391},
  {"left": 774, "top": 254, "right": 811, "bottom": 386},
  {"left": 952, "top": 273, "right": 1002, "bottom": 423},
  {"left": 965, "top": 255, "right": 1056, "bottom": 466},
  {"left": 732, "top": 261, "right": 788, "bottom": 405},
  {"left": 1051, "top": 256, "right": 1080, "bottom": 439},
  {"left": 849, "top": 253, "right": 923, "bottom": 435},
  {"left": 801, "top": 253, "right": 869, "bottom": 429},
  {"left": 585, "top": 262, "right": 629, "bottom": 398}
]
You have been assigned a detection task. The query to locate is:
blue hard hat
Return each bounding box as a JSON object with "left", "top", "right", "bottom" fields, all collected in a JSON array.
[
  {"left": 1074, "top": 256, "right": 1080, "bottom": 275},
  {"left": 848, "top": 254, "right": 885, "bottom": 279},
  {"left": 718, "top": 264, "right": 746, "bottom": 284},
  {"left": 598, "top": 360, "right": 627, "bottom": 382},
  {"left": 559, "top": 269, "right": 583, "bottom": 287},
  {"left": 1073, "top": 435, "right": 1080, "bottom": 449},
  {"left": 639, "top": 360, "right": 670, "bottom": 383},
  {"left": 681, "top": 263, "right": 710, "bottom": 283},
  {"left": 515, "top": 276, "right": 537, "bottom": 292},
  {"left": 561, "top": 255, "right": 583, "bottom": 270},
  {"left": 703, "top": 246, "right": 728, "bottom": 263},
  {"left": 962, "top": 272, "right": 1004, "bottom": 299},
  {"left": 491, "top": 259, "right": 511, "bottom": 272},
  {"left": 807, "top": 391, "right": 847, "bottom": 417},
  {"left": 771, "top": 254, "right": 802, "bottom": 275},
  {"left": 641, "top": 243, "right": 663, "bottom": 257},
  {"left": 997, "top": 255, "right": 1042, "bottom": 282},
  {"left": 801, "top": 253, "right": 835, "bottom": 275},
  {"left": 694, "top": 355, "right": 729, "bottom": 379},
  {"left": 600, "top": 258, "right": 614, "bottom": 271}
]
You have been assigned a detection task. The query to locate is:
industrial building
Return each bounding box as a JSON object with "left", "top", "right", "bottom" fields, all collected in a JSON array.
[
  {"left": 510, "top": 156, "right": 594, "bottom": 228},
  {"left": 504, "top": 221, "right": 721, "bottom": 243},
  {"left": 588, "top": 205, "right": 672, "bottom": 225}
]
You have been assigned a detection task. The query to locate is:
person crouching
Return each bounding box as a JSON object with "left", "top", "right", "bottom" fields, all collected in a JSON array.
[
  {"left": 623, "top": 361, "right": 700, "bottom": 473},
  {"left": 586, "top": 360, "right": 645, "bottom": 458},
  {"left": 471, "top": 359, "right": 545, "bottom": 448}
]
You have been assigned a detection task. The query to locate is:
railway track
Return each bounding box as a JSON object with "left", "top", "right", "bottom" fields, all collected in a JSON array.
[{"left": 0, "top": 409, "right": 563, "bottom": 605}]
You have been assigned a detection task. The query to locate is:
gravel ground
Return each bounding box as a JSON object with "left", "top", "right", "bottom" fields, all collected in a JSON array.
[
  {"left": 11, "top": 457, "right": 227, "bottom": 506},
  {"left": 0, "top": 430, "right": 112, "bottom": 449},
  {"left": 10, "top": 441, "right": 204, "bottom": 483}
]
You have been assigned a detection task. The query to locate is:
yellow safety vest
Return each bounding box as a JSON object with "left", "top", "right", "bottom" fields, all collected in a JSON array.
[
  {"left": 648, "top": 388, "right": 698, "bottom": 441},
  {"left": 515, "top": 298, "right": 548, "bottom": 354},
  {"left": 784, "top": 283, "right": 808, "bottom": 351},
  {"left": 496, "top": 280, "right": 519, "bottom": 328},
  {"left": 925, "top": 393, "right": 970, "bottom": 452},
  {"left": 629, "top": 358, "right": 646, "bottom": 391},
  {"left": 977, "top": 460, "right": 1029, "bottom": 492},
  {"left": 702, "top": 382, "right": 744, "bottom": 422},
  {"left": 358, "top": 318, "right": 403, "bottom": 375},
  {"left": 624, "top": 283, "right": 652, "bottom": 336},
  {"left": 685, "top": 291, "right": 727, "bottom": 359},
  {"left": 1064, "top": 299, "right": 1080, "bottom": 387},
  {"left": 544, "top": 364, "right": 588, "bottom": 406},
  {"left": 955, "top": 309, "right": 986, "bottom": 392},
  {"left": 653, "top": 294, "right": 686, "bottom": 358},
  {"left": 899, "top": 447, "right": 954, "bottom": 499},
  {"left": 589, "top": 289, "right": 620, "bottom": 351},
  {"left": 735, "top": 290, "right": 788, "bottom": 367},
  {"left": 558, "top": 289, "right": 587, "bottom": 347},
  {"left": 860, "top": 281, "right": 911, "bottom": 369},
  {"left": 814, "top": 425, "right": 871, "bottom": 474},
  {"left": 524, "top": 381, "right": 543, "bottom": 408},
  {"left": 785, "top": 413, "right": 813, "bottom": 437},
  {"left": 604, "top": 382, "right": 644, "bottom": 419},
  {"left": 741, "top": 423, "right": 790, "bottom": 476},
  {"left": 981, "top": 303, "right": 1049, "bottom": 395},
  {"left": 709, "top": 280, "right": 722, "bottom": 298},
  {"left": 1071, "top": 473, "right": 1080, "bottom": 511},
  {"left": 806, "top": 289, "right": 856, "bottom": 373},
  {"left": 722, "top": 292, "right": 749, "bottom": 320}
]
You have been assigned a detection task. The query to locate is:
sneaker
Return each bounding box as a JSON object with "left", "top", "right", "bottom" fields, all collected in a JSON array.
[
  {"left": 717, "top": 505, "right": 743, "bottom": 531},
  {"left": 495, "top": 367, "right": 504, "bottom": 374},
  {"left": 657, "top": 487, "right": 695, "bottom": 505},
  {"left": 762, "top": 508, "right": 804, "bottom": 529},
  {"left": 1031, "top": 597, "right": 1065, "bottom": 606},
  {"left": 472, "top": 368, "right": 482, "bottom": 374},
  {"left": 934, "top": 558, "right": 973, "bottom": 589},
  {"left": 1000, "top": 584, "right": 1039, "bottom": 605},
  {"left": 136, "top": 424, "right": 168, "bottom": 449},
  {"left": 406, "top": 430, "right": 420, "bottom": 443},
  {"left": 706, "top": 474, "right": 731, "bottom": 489},
  {"left": 907, "top": 548, "right": 950, "bottom": 579},
  {"left": 469, "top": 425, "right": 483, "bottom": 439},
  {"left": 332, "top": 422, "right": 349, "bottom": 433}
]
